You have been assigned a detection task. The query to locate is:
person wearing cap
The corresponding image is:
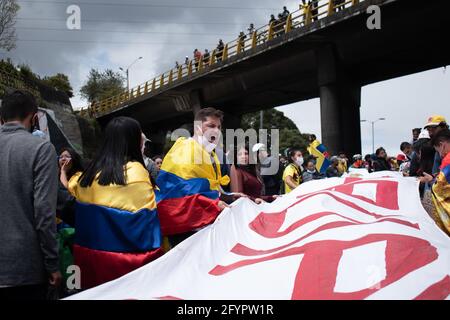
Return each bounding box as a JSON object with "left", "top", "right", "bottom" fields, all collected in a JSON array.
[
  {"left": 419, "top": 129, "right": 450, "bottom": 235},
  {"left": 350, "top": 154, "right": 364, "bottom": 169},
  {"left": 424, "top": 115, "right": 449, "bottom": 175},
  {"left": 253, "top": 143, "right": 281, "bottom": 195}
]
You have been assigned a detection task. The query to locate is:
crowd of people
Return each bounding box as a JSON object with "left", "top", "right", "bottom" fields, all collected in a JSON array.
[
  {"left": 1, "top": 90, "right": 449, "bottom": 300},
  {"left": 173, "top": 1, "right": 352, "bottom": 74}
]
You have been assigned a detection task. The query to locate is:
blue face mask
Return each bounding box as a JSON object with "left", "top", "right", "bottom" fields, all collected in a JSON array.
[{"left": 32, "top": 129, "right": 46, "bottom": 139}]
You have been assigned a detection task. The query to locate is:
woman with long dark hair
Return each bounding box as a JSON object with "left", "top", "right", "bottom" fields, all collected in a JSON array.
[
  {"left": 68, "top": 117, "right": 162, "bottom": 289},
  {"left": 59, "top": 147, "right": 84, "bottom": 188},
  {"left": 56, "top": 147, "right": 84, "bottom": 297},
  {"left": 230, "top": 143, "right": 275, "bottom": 203},
  {"left": 57, "top": 147, "right": 84, "bottom": 226}
]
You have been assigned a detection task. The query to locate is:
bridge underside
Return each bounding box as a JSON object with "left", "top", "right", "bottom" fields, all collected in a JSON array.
[{"left": 97, "top": 0, "right": 450, "bottom": 156}]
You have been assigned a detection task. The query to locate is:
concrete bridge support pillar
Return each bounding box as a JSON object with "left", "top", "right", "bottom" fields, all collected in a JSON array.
[
  {"left": 146, "top": 129, "right": 168, "bottom": 157},
  {"left": 317, "top": 46, "right": 362, "bottom": 157}
]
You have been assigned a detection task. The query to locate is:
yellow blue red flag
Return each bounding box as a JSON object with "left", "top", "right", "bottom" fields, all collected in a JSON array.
[
  {"left": 68, "top": 162, "right": 162, "bottom": 289},
  {"left": 307, "top": 139, "right": 331, "bottom": 174},
  {"left": 156, "top": 137, "right": 230, "bottom": 236}
]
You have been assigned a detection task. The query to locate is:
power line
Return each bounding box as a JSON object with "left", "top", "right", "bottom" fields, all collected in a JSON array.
[
  {"left": 17, "top": 0, "right": 278, "bottom": 10},
  {"left": 17, "top": 17, "right": 265, "bottom": 26},
  {"left": 17, "top": 39, "right": 215, "bottom": 45},
  {"left": 16, "top": 26, "right": 236, "bottom": 36}
]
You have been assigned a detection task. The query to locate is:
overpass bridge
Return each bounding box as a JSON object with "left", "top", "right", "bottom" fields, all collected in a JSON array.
[{"left": 79, "top": 0, "right": 450, "bottom": 155}]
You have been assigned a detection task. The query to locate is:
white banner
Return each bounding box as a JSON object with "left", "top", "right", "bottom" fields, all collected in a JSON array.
[{"left": 67, "top": 172, "right": 450, "bottom": 300}]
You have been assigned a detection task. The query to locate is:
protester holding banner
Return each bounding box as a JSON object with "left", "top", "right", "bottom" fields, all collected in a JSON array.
[
  {"left": 302, "top": 159, "right": 325, "bottom": 183},
  {"left": 282, "top": 148, "right": 303, "bottom": 194},
  {"left": 156, "top": 108, "right": 232, "bottom": 248},
  {"left": 372, "top": 147, "right": 392, "bottom": 172},
  {"left": 68, "top": 117, "right": 162, "bottom": 289},
  {"left": 230, "top": 143, "right": 276, "bottom": 203},
  {"left": 253, "top": 143, "right": 282, "bottom": 196}
]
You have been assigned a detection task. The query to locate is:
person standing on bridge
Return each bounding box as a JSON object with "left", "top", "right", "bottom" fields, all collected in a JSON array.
[
  {"left": 281, "top": 6, "right": 290, "bottom": 19},
  {"left": 238, "top": 31, "right": 247, "bottom": 52},
  {"left": 247, "top": 23, "right": 255, "bottom": 35},
  {"left": 216, "top": 40, "right": 225, "bottom": 62},
  {"left": 302, "top": 0, "right": 319, "bottom": 21},
  {"left": 269, "top": 14, "right": 277, "bottom": 31},
  {"left": 334, "top": 0, "right": 345, "bottom": 12},
  {"left": 203, "top": 49, "right": 210, "bottom": 66},
  {"left": 275, "top": 13, "right": 285, "bottom": 37},
  {"left": 156, "top": 108, "right": 242, "bottom": 248},
  {"left": 193, "top": 49, "right": 202, "bottom": 71}
]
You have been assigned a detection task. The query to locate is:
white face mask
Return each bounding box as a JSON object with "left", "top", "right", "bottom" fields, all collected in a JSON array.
[
  {"left": 196, "top": 126, "right": 218, "bottom": 153},
  {"left": 307, "top": 169, "right": 315, "bottom": 174},
  {"left": 295, "top": 156, "right": 304, "bottom": 167}
]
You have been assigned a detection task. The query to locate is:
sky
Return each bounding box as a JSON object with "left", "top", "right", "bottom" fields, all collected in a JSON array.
[{"left": 3, "top": 0, "right": 449, "bottom": 157}]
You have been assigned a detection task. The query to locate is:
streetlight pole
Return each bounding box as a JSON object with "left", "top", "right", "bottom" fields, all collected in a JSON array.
[
  {"left": 361, "top": 118, "right": 386, "bottom": 154},
  {"left": 120, "top": 56, "right": 143, "bottom": 92}
]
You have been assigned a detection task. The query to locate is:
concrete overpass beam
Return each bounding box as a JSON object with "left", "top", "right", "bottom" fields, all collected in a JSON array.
[
  {"left": 223, "top": 112, "right": 242, "bottom": 130},
  {"left": 190, "top": 90, "right": 203, "bottom": 115},
  {"left": 319, "top": 82, "right": 361, "bottom": 157},
  {"left": 316, "top": 45, "right": 361, "bottom": 156},
  {"left": 146, "top": 129, "right": 168, "bottom": 156}
]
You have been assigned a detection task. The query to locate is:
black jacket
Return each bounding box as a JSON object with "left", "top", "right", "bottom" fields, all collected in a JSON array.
[{"left": 372, "top": 157, "right": 391, "bottom": 172}]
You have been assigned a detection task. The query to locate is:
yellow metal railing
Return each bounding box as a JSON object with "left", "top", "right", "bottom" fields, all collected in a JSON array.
[{"left": 79, "top": 0, "right": 365, "bottom": 118}]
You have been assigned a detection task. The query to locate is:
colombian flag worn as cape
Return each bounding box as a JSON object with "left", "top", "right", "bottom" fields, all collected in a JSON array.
[
  {"left": 156, "top": 137, "right": 230, "bottom": 236},
  {"left": 68, "top": 162, "right": 162, "bottom": 289},
  {"left": 431, "top": 153, "right": 450, "bottom": 235}
]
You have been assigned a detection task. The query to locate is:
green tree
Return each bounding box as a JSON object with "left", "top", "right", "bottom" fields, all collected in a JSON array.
[
  {"left": 80, "top": 68, "right": 125, "bottom": 103},
  {"left": 0, "top": 0, "right": 20, "bottom": 51},
  {"left": 241, "top": 108, "right": 311, "bottom": 155},
  {"left": 43, "top": 73, "right": 73, "bottom": 97}
]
